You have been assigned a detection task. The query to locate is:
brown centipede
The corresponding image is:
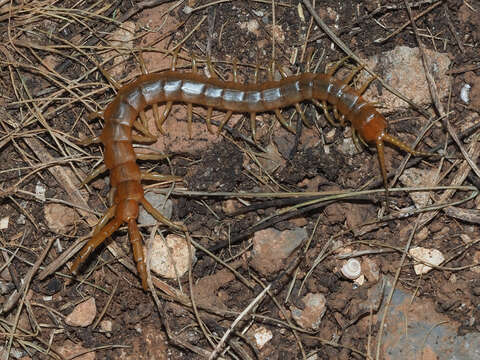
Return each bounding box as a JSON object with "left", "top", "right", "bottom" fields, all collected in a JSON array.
[{"left": 72, "top": 59, "right": 435, "bottom": 290}]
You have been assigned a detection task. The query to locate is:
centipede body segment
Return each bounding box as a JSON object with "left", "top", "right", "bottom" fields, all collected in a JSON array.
[{"left": 72, "top": 62, "right": 435, "bottom": 290}]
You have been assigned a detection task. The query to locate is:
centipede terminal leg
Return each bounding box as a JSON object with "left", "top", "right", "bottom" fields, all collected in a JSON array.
[
  {"left": 92, "top": 205, "right": 116, "bottom": 236},
  {"left": 128, "top": 219, "right": 148, "bottom": 289},
  {"left": 71, "top": 217, "right": 123, "bottom": 275}
]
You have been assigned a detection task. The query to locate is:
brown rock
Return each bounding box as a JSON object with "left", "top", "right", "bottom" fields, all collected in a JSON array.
[
  {"left": 250, "top": 228, "right": 307, "bottom": 276},
  {"left": 44, "top": 204, "right": 76, "bottom": 233},
  {"left": 65, "top": 298, "right": 96, "bottom": 327},
  {"left": 291, "top": 293, "right": 327, "bottom": 330}
]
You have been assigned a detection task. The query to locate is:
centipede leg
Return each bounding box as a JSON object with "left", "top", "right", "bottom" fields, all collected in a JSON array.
[
  {"left": 294, "top": 103, "right": 312, "bottom": 127},
  {"left": 217, "top": 110, "right": 232, "bottom": 134},
  {"left": 133, "top": 119, "right": 158, "bottom": 140},
  {"left": 78, "top": 136, "right": 102, "bottom": 146},
  {"left": 250, "top": 112, "right": 257, "bottom": 140},
  {"left": 206, "top": 57, "right": 217, "bottom": 78},
  {"left": 232, "top": 58, "right": 238, "bottom": 82},
  {"left": 187, "top": 103, "right": 193, "bottom": 138},
  {"left": 141, "top": 171, "right": 182, "bottom": 183},
  {"left": 326, "top": 56, "right": 350, "bottom": 76},
  {"left": 205, "top": 106, "right": 214, "bottom": 134},
  {"left": 171, "top": 48, "right": 179, "bottom": 71},
  {"left": 320, "top": 100, "right": 340, "bottom": 127},
  {"left": 358, "top": 75, "right": 377, "bottom": 95},
  {"left": 80, "top": 164, "right": 108, "bottom": 187},
  {"left": 155, "top": 101, "right": 173, "bottom": 133},
  {"left": 135, "top": 152, "right": 169, "bottom": 161},
  {"left": 254, "top": 63, "right": 260, "bottom": 84},
  {"left": 274, "top": 109, "right": 295, "bottom": 134},
  {"left": 128, "top": 219, "right": 148, "bottom": 289},
  {"left": 71, "top": 217, "right": 123, "bottom": 275},
  {"left": 140, "top": 197, "right": 187, "bottom": 231}
]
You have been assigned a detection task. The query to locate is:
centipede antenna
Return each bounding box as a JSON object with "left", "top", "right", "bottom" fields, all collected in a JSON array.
[
  {"left": 250, "top": 112, "right": 257, "bottom": 140},
  {"left": 140, "top": 197, "right": 186, "bottom": 231},
  {"left": 71, "top": 217, "right": 123, "bottom": 274},
  {"left": 375, "top": 139, "right": 390, "bottom": 203},
  {"left": 232, "top": 58, "right": 238, "bottom": 82},
  {"left": 274, "top": 109, "right": 295, "bottom": 133},
  {"left": 382, "top": 133, "right": 433, "bottom": 157},
  {"left": 128, "top": 219, "right": 147, "bottom": 289},
  {"left": 218, "top": 110, "right": 233, "bottom": 134},
  {"left": 206, "top": 106, "right": 214, "bottom": 134},
  {"left": 156, "top": 101, "right": 173, "bottom": 132},
  {"left": 187, "top": 102, "right": 193, "bottom": 138}
]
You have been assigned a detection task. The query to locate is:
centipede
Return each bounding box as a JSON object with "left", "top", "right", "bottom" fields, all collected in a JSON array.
[{"left": 72, "top": 58, "right": 435, "bottom": 290}]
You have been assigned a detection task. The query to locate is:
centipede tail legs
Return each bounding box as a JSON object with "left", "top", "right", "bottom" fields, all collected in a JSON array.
[
  {"left": 71, "top": 217, "right": 123, "bottom": 275},
  {"left": 128, "top": 219, "right": 147, "bottom": 289}
]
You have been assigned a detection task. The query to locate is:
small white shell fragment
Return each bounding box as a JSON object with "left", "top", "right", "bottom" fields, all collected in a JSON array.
[
  {"left": 460, "top": 84, "right": 471, "bottom": 104},
  {"left": 354, "top": 274, "right": 365, "bottom": 286},
  {"left": 341, "top": 258, "right": 362, "bottom": 280},
  {"left": 253, "top": 326, "right": 272, "bottom": 349},
  {"left": 0, "top": 217, "right": 8, "bottom": 230},
  {"left": 409, "top": 247, "right": 445, "bottom": 275}
]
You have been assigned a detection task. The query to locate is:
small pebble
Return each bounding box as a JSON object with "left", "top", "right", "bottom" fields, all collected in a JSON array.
[{"left": 65, "top": 298, "right": 96, "bottom": 327}]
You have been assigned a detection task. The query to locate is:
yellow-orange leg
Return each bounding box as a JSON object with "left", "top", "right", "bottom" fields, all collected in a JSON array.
[
  {"left": 71, "top": 217, "right": 123, "bottom": 275},
  {"left": 128, "top": 219, "right": 147, "bottom": 289}
]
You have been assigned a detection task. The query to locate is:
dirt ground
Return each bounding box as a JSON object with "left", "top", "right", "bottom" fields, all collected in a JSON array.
[{"left": 0, "top": 0, "right": 480, "bottom": 359}]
